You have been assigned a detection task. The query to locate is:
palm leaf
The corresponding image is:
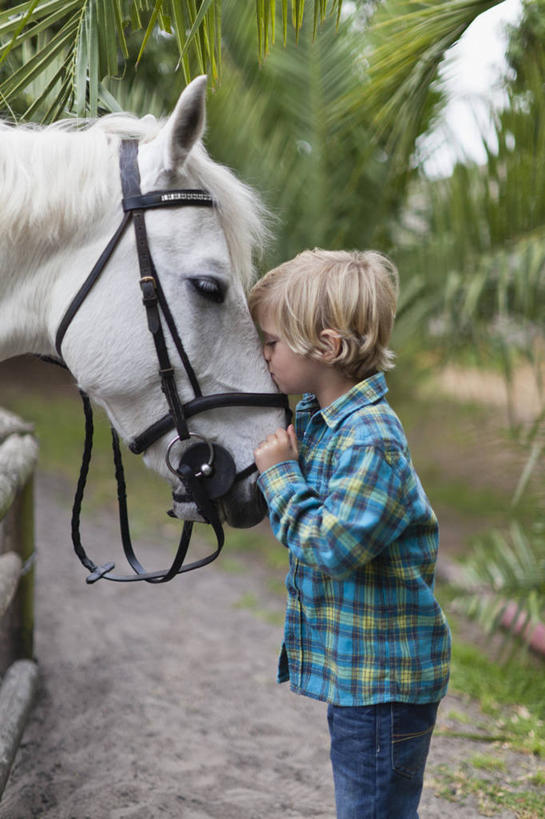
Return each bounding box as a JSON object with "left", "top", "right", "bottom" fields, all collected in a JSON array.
[
  {"left": 398, "top": 48, "right": 545, "bottom": 340},
  {"left": 457, "top": 523, "right": 545, "bottom": 655},
  {"left": 0, "top": 0, "right": 344, "bottom": 122},
  {"left": 206, "top": 2, "right": 394, "bottom": 266},
  {"left": 0, "top": 17, "right": 79, "bottom": 102},
  {"left": 337, "top": 0, "right": 503, "bottom": 182}
]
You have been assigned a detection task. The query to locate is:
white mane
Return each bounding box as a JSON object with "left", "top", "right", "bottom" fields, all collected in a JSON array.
[{"left": 0, "top": 114, "right": 269, "bottom": 288}]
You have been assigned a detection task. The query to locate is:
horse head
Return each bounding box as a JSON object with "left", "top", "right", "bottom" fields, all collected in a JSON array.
[{"left": 44, "top": 77, "right": 284, "bottom": 530}]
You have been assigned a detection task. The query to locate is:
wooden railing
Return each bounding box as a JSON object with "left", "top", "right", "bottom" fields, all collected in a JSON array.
[{"left": 0, "top": 408, "right": 39, "bottom": 796}]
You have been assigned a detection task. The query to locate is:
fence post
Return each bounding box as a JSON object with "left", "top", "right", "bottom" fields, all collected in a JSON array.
[
  {"left": 0, "top": 477, "right": 35, "bottom": 665},
  {"left": 0, "top": 407, "right": 39, "bottom": 798}
]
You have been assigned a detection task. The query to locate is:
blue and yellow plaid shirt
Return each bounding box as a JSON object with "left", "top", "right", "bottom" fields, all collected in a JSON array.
[{"left": 258, "top": 373, "right": 451, "bottom": 706}]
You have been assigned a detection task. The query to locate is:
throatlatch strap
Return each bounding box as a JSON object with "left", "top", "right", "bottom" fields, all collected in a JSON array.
[{"left": 55, "top": 213, "right": 131, "bottom": 357}]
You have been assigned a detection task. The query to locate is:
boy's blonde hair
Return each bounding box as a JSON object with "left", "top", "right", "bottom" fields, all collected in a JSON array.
[{"left": 248, "top": 249, "right": 399, "bottom": 380}]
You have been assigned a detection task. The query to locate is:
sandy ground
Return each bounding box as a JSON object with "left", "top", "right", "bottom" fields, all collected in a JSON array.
[{"left": 1, "top": 472, "right": 539, "bottom": 819}]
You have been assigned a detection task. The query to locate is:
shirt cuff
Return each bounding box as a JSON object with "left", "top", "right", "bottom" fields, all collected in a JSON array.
[{"left": 257, "top": 459, "right": 303, "bottom": 502}]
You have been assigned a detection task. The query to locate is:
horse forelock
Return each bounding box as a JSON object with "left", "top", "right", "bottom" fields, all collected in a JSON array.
[{"left": 0, "top": 114, "right": 269, "bottom": 288}]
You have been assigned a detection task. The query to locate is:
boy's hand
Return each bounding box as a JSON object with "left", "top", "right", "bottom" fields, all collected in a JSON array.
[{"left": 254, "top": 424, "right": 298, "bottom": 473}]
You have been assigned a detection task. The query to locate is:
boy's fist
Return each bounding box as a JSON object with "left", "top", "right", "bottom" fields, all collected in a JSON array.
[{"left": 254, "top": 424, "right": 298, "bottom": 473}]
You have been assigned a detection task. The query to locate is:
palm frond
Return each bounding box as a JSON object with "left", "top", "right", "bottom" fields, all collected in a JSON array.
[
  {"left": 206, "top": 2, "right": 391, "bottom": 266},
  {"left": 342, "top": 0, "right": 503, "bottom": 174},
  {"left": 398, "top": 47, "right": 545, "bottom": 350},
  {"left": 0, "top": 0, "right": 344, "bottom": 122},
  {"left": 457, "top": 522, "right": 545, "bottom": 655}
]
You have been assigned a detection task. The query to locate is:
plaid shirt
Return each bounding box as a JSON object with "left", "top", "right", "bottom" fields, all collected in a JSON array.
[{"left": 258, "top": 373, "right": 451, "bottom": 706}]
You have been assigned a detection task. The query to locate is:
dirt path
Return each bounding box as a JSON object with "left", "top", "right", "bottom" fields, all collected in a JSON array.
[{"left": 0, "top": 472, "right": 537, "bottom": 819}]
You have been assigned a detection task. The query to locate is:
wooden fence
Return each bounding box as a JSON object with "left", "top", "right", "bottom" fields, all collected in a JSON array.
[{"left": 0, "top": 408, "right": 39, "bottom": 797}]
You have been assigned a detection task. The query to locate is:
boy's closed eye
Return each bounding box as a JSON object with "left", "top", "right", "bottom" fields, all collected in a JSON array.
[{"left": 261, "top": 331, "right": 278, "bottom": 349}]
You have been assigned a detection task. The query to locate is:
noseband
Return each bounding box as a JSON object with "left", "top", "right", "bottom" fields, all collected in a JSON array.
[{"left": 53, "top": 139, "right": 289, "bottom": 584}]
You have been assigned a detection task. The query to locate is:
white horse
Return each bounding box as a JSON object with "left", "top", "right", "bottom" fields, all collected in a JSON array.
[{"left": 0, "top": 76, "right": 284, "bottom": 533}]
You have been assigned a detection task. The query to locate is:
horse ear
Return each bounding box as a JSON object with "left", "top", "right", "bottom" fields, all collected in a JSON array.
[{"left": 162, "top": 75, "right": 207, "bottom": 170}]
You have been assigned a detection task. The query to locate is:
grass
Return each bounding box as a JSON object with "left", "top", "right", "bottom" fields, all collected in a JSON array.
[
  {"left": 470, "top": 753, "right": 507, "bottom": 772},
  {"left": 434, "top": 587, "right": 545, "bottom": 755},
  {"left": 427, "top": 588, "right": 545, "bottom": 816},
  {"left": 432, "top": 764, "right": 545, "bottom": 817},
  {"left": 233, "top": 592, "right": 284, "bottom": 626},
  {"left": 418, "top": 471, "right": 518, "bottom": 522},
  {"left": 5, "top": 372, "right": 532, "bottom": 559},
  {"left": 3, "top": 360, "right": 541, "bottom": 550}
]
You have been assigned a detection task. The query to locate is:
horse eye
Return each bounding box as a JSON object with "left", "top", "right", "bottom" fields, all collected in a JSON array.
[{"left": 189, "top": 277, "right": 225, "bottom": 304}]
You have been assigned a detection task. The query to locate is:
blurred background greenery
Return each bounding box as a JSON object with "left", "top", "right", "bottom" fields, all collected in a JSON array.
[{"left": 0, "top": 3, "right": 544, "bottom": 777}]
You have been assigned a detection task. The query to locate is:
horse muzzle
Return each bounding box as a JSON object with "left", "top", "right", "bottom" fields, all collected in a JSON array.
[
  {"left": 167, "top": 433, "right": 265, "bottom": 527},
  {"left": 168, "top": 434, "right": 237, "bottom": 501}
]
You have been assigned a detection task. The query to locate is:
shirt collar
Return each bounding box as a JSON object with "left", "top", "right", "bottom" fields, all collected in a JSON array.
[{"left": 297, "top": 372, "right": 388, "bottom": 429}]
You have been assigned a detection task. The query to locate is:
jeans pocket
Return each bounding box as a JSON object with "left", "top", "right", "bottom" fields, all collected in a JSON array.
[{"left": 391, "top": 701, "right": 438, "bottom": 780}]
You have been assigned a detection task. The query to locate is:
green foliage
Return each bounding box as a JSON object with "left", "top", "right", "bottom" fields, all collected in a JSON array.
[
  {"left": 355, "top": 0, "right": 503, "bottom": 177},
  {"left": 505, "top": 0, "right": 545, "bottom": 92},
  {"left": 0, "top": 0, "right": 219, "bottom": 120},
  {"left": 0, "top": 0, "right": 343, "bottom": 121},
  {"left": 394, "top": 6, "right": 545, "bottom": 387},
  {"left": 398, "top": 66, "right": 545, "bottom": 333},
  {"left": 385, "top": 2, "right": 545, "bottom": 645},
  {"left": 446, "top": 627, "right": 545, "bottom": 755},
  {"left": 456, "top": 523, "right": 545, "bottom": 656},
  {"left": 205, "top": 3, "right": 395, "bottom": 266},
  {"left": 432, "top": 763, "right": 545, "bottom": 817}
]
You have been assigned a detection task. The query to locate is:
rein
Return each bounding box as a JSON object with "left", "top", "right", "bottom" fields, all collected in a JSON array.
[{"left": 51, "top": 139, "right": 289, "bottom": 585}]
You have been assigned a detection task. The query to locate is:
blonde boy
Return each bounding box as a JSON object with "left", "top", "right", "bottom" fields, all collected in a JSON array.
[{"left": 249, "top": 249, "right": 451, "bottom": 819}]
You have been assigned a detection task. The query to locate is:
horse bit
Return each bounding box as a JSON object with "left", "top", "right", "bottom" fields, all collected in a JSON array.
[{"left": 50, "top": 139, "right": 289, "bottom": 584}]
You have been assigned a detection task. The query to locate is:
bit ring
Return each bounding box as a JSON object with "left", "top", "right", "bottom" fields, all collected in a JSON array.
[{"left": 166, "top": 433, "right": 214, "bottom": 478}]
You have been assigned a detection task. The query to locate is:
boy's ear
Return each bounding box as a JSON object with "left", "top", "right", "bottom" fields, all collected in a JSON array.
[{"left": 319, "top": 329, "right": 342, "bottom": 362}]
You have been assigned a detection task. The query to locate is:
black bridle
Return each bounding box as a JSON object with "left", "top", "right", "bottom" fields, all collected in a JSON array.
[{"left": 53, "top": 139, "right": 289, "bottom": 584}]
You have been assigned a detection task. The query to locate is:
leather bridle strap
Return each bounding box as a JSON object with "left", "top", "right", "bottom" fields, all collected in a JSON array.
[
  {"left": 52, "top": 138, "right": 291, "bottom": 584},
  {"left": 74, "top": 391, "right": 226, "bottom": 583},
  {"left": 121, "top": 140, "right": 201, "bottom": 442},
  {"left": 123, "top": 189, "right": 214, "bottom": 210},
  {"left": 111, "top": 427, "right": 226, "bottom": 584},
  {"left": 129, "top": 392, "right": 289, "bottom": 454},
  {"left": 55, "top": 213, "right": 131, "bottom": 357}
]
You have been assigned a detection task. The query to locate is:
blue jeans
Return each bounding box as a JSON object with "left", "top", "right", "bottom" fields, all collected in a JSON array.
[{"left": 327, "top": 700, "right": 439, "bottom": 819}]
